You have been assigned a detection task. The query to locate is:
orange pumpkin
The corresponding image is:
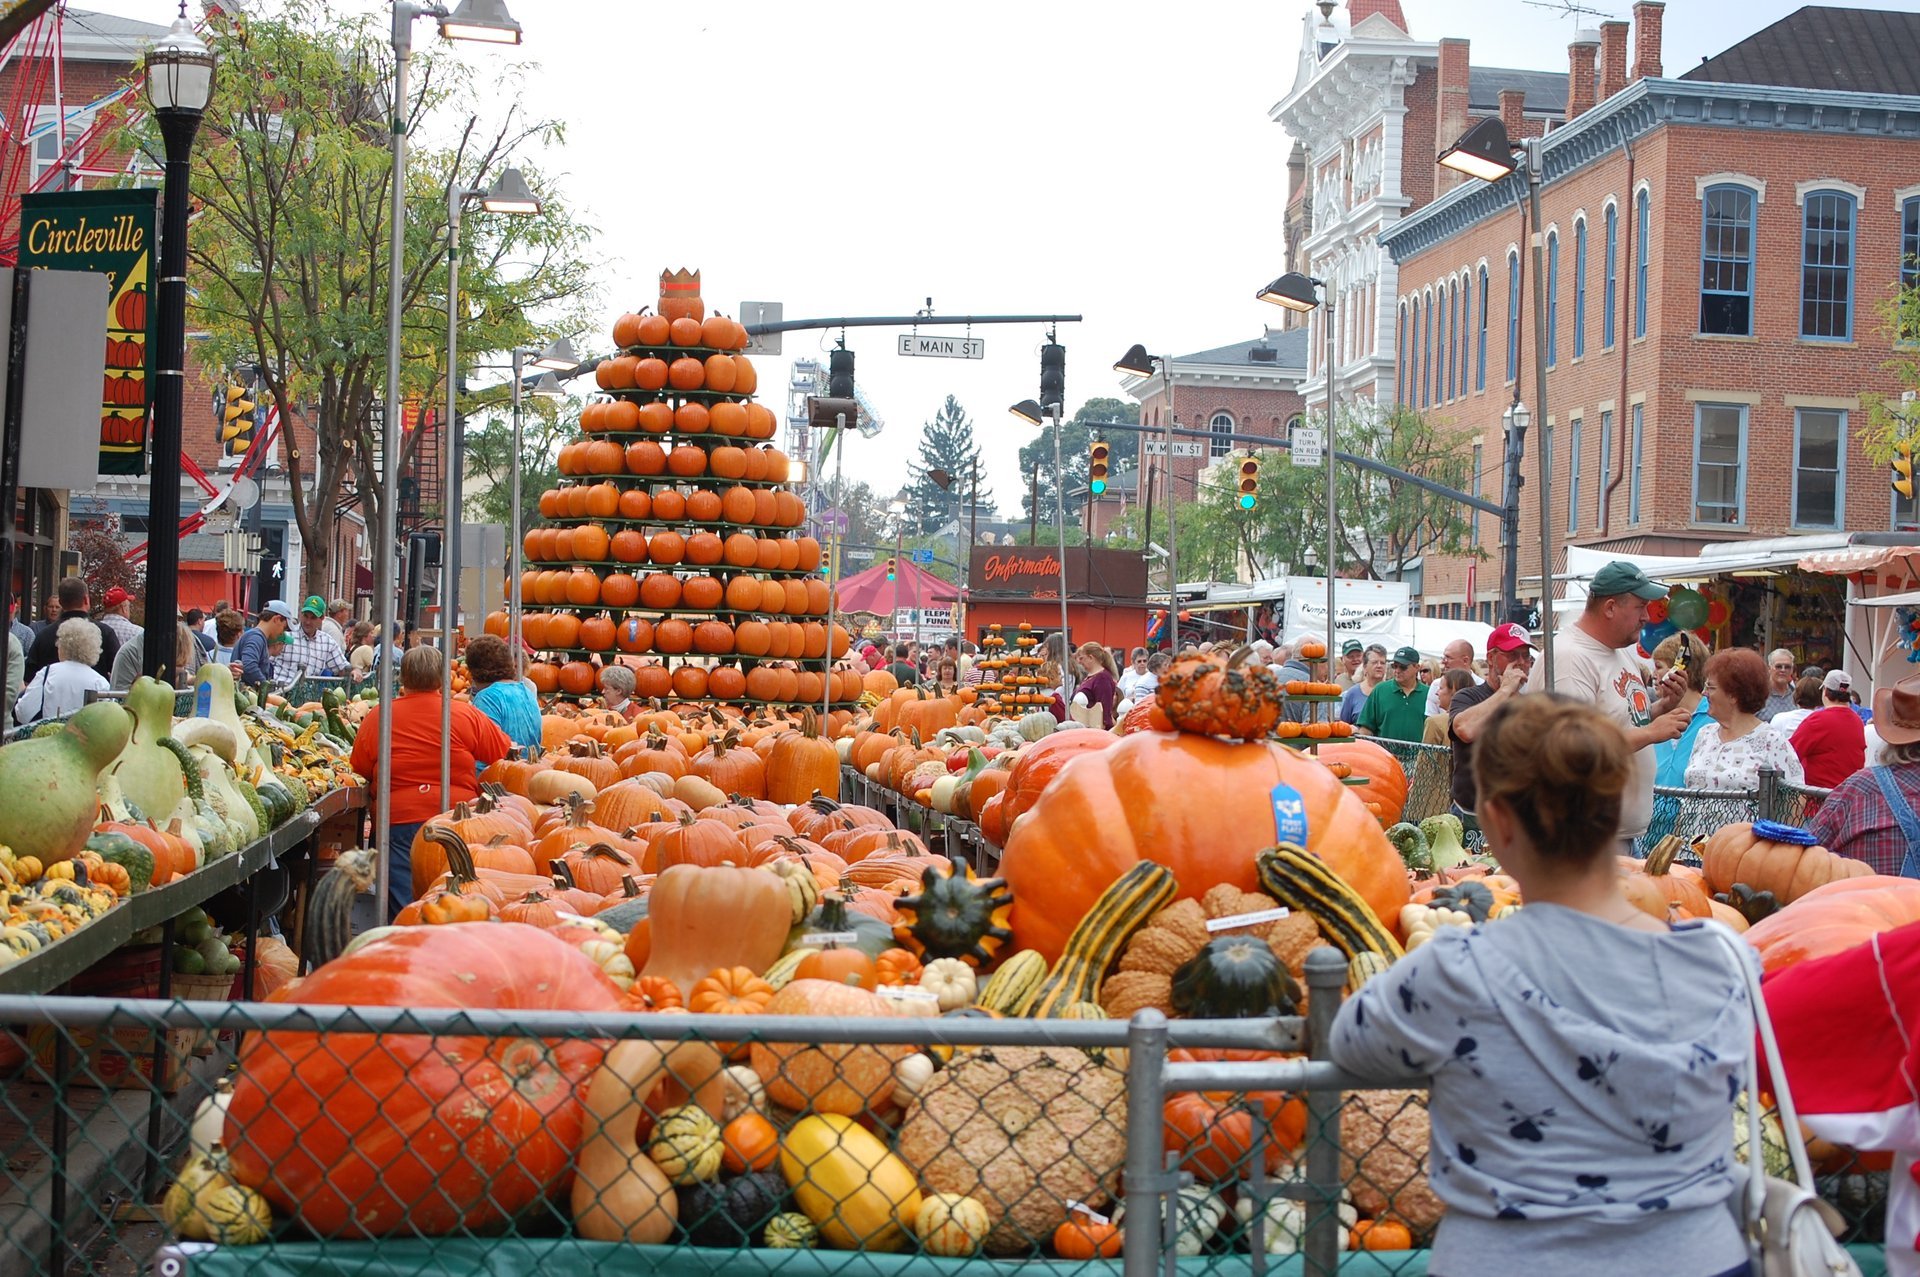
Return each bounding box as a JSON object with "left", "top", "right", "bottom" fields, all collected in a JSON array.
[
  {"left": 748, "top": 978, "right": 907, "bottom": 1114},
  {"left": 1702, "top": 822, "right": 1876, "bottom": 905},
  {"left": 1743, "top": 875, "right": 1920, "bottom": 975},
  {"left": 719, "top": 1112, "right": 780, "bottom": 1174}
]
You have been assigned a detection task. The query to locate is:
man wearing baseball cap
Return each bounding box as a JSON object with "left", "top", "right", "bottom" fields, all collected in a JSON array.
[
  {"left": 97, "top": 585, "right": 141, "bottom": 649},
  {"left": 273, "top": 595, "right": 349, "bottom": 687},
  {"left": 1445, "top": 623, "right": 1536, "bottom": 820},
  {"left": 1356, "top": 645, "right": 1429, "bottom": 742},
  {"left": 231, "top": 599, "right": 295, "bottom": 689},
  {"left": 1555, "top": 560, "right": 1692, "bottom": 847},
  {"left": 1334, "top": 638, "right": 1365, "bottom": 689}
]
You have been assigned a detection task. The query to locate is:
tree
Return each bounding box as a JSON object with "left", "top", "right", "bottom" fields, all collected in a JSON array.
[
  {"left": 134, "top": 2, "right": 597, "bottom": 602},
  {"left": 1859, "top": 278, "right": 1920, "bottom": 461},
  {"left": 1020, "top": 397, "right": 1140, "bottom": 521},
  {"left": 68, "top": 513, "right": 145, "bottom": 608},
  {"left": 1330, "top": 404, "right": 1479, "bottom": 581},
  {"left": 904, "top": 396, "right": 994, "bottom": 534}
]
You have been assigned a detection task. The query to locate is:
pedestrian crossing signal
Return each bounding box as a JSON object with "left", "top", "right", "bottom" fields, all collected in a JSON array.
[
  {"left": 1089, "top": 440, "right": 1110, "bottom": 496},
  {"left": 1895, "top": 439, "right": 1918, "bottom": 500},
  {"left": 222, "top": 381, "right": 257, "bottom": 457},
  {"left": 1237, "top": 456, "right": 1260, "bottom": 510}
]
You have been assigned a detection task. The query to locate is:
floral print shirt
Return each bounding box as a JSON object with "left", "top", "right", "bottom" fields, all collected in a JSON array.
[{"left": 1682, "top": 721, "right": 1804, "bottom": 793}]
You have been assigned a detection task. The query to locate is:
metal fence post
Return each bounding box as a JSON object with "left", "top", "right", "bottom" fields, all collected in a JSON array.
[
  {"left": 1122, "top": 1009, "right": 1169, "bottom": 1277},
  {"left": 1302, "top": 947, "right": 1349, "bottom": 1277},
  {"left": 1756, "top": 766, "right": 1779, "bottom": 824}
]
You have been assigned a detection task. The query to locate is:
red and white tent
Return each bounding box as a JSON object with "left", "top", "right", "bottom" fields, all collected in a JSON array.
[{"left": 834, "top": 559, "right": 958, "bottom": 618}]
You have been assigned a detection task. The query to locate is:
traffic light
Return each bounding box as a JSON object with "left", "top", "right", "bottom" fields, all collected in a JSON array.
[
  {"left": 221, "top": 378, "right": 257, "bottom": 458},
  {"left": 1237, "top": 455, "right": 1260, "bottom": 510},
  {"left": 1895, "top": 438, "right": 1918, "bottom": 501},
  {"left": 1089, "top": 440, "right": 1110, "bottom": 496},
  {"left": 829, "top": 345, "right": 855, "bottom": 400},
  {"left": 1039, "top": 342, "right": 1066, "bottom": 412},
  {"left": 886, "top": 556, "right": 896, "bottom": 582}
]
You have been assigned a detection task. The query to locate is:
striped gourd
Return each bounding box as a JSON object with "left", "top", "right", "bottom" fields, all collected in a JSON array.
[
  {"left": 1025, "top": 861, "right": 1179, "bottom": 1019},
  {"left": 1057, "top": 1001, "right": 1108, "bottom": 1019},
  {"left": 974, "top": 949, "right": 1048, "bottom": 1015},
  {"left": 764, "top": 948, "right": 815, "bottom": 991},
  {"left": 1256, "top": 844, "right": 1404, "bottom": 963},
  {"left": 1346, "top": 950, "right": 1391, "bottom": 991}
]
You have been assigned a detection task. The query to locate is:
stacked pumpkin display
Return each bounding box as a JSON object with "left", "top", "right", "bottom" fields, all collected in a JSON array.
[{"left": 510, "top": 268, "right": 857, "bottom": 710}]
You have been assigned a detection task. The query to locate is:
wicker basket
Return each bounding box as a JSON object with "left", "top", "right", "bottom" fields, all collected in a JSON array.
[{"left": 168, "top": 971, "right": 238, "bottom": 1057}]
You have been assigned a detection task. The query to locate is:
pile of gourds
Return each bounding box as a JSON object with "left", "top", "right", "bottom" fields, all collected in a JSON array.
[{"left": 511, "top": 271, "right": 857, "bottom": 712}]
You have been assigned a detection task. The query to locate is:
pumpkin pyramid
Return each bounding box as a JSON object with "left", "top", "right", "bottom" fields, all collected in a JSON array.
[{"left": 517, "top": 269, "right": 856, "bottom": 707}]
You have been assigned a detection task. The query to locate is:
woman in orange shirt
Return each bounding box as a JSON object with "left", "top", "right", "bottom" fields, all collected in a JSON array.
[{"left": 349, "top": 645, "right": 511, "bottom": 919}]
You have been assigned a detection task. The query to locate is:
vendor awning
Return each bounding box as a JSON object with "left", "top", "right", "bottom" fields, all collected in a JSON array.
[{"left": 1799, "top": 545, "right": 1920, "bottom": 575}]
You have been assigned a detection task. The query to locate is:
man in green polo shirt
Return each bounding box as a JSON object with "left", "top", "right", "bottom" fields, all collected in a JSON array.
[{"left": 1357, "top": 645, "right": 1429, "bottom": 742}]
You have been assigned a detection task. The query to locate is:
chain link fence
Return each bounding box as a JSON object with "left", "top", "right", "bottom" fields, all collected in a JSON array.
[{"left": 0, "top": 946, "right": 1888, "bottom": 1277}]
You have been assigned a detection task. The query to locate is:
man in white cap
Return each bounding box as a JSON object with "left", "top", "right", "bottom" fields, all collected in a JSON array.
[
  {"left": 1445, "top": 623, "right": 1537, "bottom": 821},
  {"left": 232, "top": 600, "right": 294, "bottom": 689},
  {"left": 1554, "top": 560, "right": 1691, "bottom": 848},
  {"left": 1789, "top": 669, "right": 1867, "bottom": 789}
]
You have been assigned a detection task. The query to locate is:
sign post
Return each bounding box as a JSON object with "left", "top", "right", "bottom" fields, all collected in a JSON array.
[{"left": 1290, "top": 424, "right": 1324, "bottom": 468}]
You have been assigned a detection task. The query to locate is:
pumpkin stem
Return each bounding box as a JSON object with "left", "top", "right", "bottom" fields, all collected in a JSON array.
[
  {"left": 1644, "top": 835, "right": 1683, "bottom": 876},
  {"left": 423, "top": 824, "right": 479, "bottom": 886},
  {"left": 621, "top": 873, "right": 643, "bottom": 899},
  {"left": 553, "top": 862, "right": 578, "bottom": 890}
]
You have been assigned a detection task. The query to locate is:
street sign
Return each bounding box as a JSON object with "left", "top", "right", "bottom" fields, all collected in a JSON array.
[
  {"left": 1291, "top": 425, "right": 1324, "bottom": 468},
  {"left": 897, "top": 333, "right": 985, "bottom": 360},
  {"left": 1142, "top": 440, "right": 1206, "bottom": 458},
  {"left": 741, "top": 301, "right": 782, "bottom": 356},
  {"left": 909, "top": 548, "right": 934, "bottom": 566},
  {"left": 847, "top": 549, "right": 875, "bottom": 563}
]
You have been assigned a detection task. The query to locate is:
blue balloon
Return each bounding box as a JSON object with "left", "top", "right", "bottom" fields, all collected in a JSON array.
[{"left": 1639, "top": 621, "right": 1678, "bottom": 654}]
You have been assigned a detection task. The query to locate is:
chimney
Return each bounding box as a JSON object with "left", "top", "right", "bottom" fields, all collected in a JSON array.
[
  {"left": 1566, "top": 30, "right": 1599, "bottom": 120},
  {"left": 1632, "top": 0, "right": 1665, "bottom": 80},
  {"left": 1500, "top": 88, "right": 1527, "bottom": 142},
  {"left": 1434, "top": 38, "right": 1473, "bottom": 193},
  {"left": 1599, "top": 20, "right": 1629, "bottom": 101}
]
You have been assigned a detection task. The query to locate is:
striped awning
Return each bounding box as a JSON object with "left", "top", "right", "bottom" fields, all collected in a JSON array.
[{"left": 1798, "top": 545, "right": 1920, "bottom": 575}]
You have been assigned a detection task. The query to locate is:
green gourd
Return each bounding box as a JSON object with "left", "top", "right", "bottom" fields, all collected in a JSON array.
[
  {"left": 85, "top": 830, "right": 154, "bottom": 892},
  {"left": 0, "top": 702, "right": 132, "bottom": 867},
  {"left": 109, "top": 677, "right": 190, "bottom": 828},
  {"left": 1169, "top": 935, "right": 1302, "bottom": 1018}
]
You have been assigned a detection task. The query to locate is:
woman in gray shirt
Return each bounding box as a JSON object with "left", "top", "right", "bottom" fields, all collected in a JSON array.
[{"left": 1331, "top": 694, "right": 1754, "bottom": 1277}]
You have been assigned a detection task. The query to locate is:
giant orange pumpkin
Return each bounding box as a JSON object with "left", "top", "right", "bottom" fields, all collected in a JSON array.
[
  {"left": 1743, "top": 875, "right": 1920, "bottom": 975},
  {"left": 1310, "top": 741, "right": 1409, "bottom": 827},
  {"left": 999, "top": 732, "right": 1409, "bottom": 964},
  {"left": 222, "top": 925, "right": 624, "bottom": 1238}
]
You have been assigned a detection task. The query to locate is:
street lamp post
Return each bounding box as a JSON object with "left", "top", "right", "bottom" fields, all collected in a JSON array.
[
  {"left": 140, "top": 10, "right": 215, "bottom": 681},
  {"left": 438, "top": 167, "right": 541, "bottom": 808},
  {"left": 1114, "top": 345, "right": 1177, "bottom": 653},
  {"left": 1257, "top": 273, "right": 1338, "bottom": 656},
  {"left": 375, "top": 0, "right": 522, "bottom": 922},
  {"left": 1440, "top": 116, "right": 1555, "bottom": 685}
]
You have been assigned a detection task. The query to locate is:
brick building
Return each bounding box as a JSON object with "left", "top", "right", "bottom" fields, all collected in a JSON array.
[
  {"left": 1107, "top": 328, "right": 1308, "bottom": 556},
  {"left": 12, "top": 8, "right": 370, "bottom": 615},
  {"left": 1363, "top": 3, "right": 1920, "bottom": 621},
  {"left": 1272, "top": 0, "right": 1568, "bottom": 418}
]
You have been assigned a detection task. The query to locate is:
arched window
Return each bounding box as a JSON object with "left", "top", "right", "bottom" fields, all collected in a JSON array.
[
  {"left": 1700, "top": 184, "right": 1756, "bottom": 335},
  {"left": 1545, "top": 231, "right": 1560, "bottom": 367},
  {"left": 1635, "top": 189, "right": 1651, "bottom": 338},
  {"left": 1397, "top": 302, "right": 1408, "bottom": 403},
  {"left": 1475, "top": 265, "right": 1488, "bottom": 391},
  {"left": 1435, "top": 283, "right": 1449, "bottom": 402},
  {"left": 1506, "top": 252, "right": 1520, "bottom": 381},
  {"left": 1801, "top": 189, "right": 1856, "bottom": 340},
  {"left": 1210, "top": 411, "right": 1234, "bottom": 459},
  {"left": 1573, "top": 219, "right": 1588, "bottom": 358},
  {"left": 1603, "top": 203, "right": 1618, "bottom": 347}
]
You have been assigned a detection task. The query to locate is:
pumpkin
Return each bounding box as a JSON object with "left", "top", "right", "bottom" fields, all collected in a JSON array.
[
  {"left": 873, "top": 947, "right": 923, "bottom": 987},
  {"left": 1703, "top": 822, "right": 1875, "bottom": 905},
  {"left": 1053, "top": 1215, "right": 1123, "bottom": 1260},
  {"left": 778, "top": 1113, "right": 922, "bottom": 1251},
  {"left": 688, "top": 965, "right": 775, "bottom": 1059},
  {"left": 639, "top": 862, "right": 790, "bottom": 997},
  {"left": 647, "top": 1105, "right": 724, "bottom": 1184},
  {"left": 720, "top": 1112, "right": 781, "bottom": 1174},
  {"left": 1743, "top": 875, "right": 1920, "bottom": 974},
  {"left": 749, "top": 979, "right": 907, "bottom": 1114},
  {"left": 1000, "top": 731, "right": 1409, "bottom": 965},
  {"left": 765, "top": 709, "right": 839, "bottom": 804},
  {"left": 1620, "top": 837, "right": 1713, "bottom": 919},
  {"left": 572, "top": 1038, "right": 729, "bottom": 1243},
  {"left": 915, "top": 1191, "right": 991, "bottom": 1256},
  {"left": 651, "top": 812, "right": 746, "bottom": 870},
  {"left": 1160, "top": 1049, "right": 1307, "bottom": 1183},
  {"left": 1156, "top": 647, "right": 1286, "bottom": 740},
  {"left": 1313, "top": 740, "right": 1411, "bottom": 826},
  {"left": 223, "top": 925, "right": 625, "bottom": 1238},
  {"left": 765, "top": 1211, "right": 818, "bottom": 1248},
  {"left": 677, "top": 1168, "right": 790, "bottom": 1247},
  {"left": 1352, "top": 1218, "right": 1414, "bottom": 1250},
  {"left": 591, "top": 778, "right": 670, "bottom": 831},
  {"left": 1170, "top": 935, "right": 1302, "bottom": 1019}
]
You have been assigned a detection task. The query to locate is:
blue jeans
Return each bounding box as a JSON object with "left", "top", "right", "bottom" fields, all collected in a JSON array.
[{"left": 386, "top": 820, "right": 422, "bottom": 920}]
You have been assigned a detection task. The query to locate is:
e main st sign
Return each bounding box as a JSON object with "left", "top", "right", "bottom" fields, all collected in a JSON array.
[{"left": 897, "top": 333, "right": 984, "bottom": 360}]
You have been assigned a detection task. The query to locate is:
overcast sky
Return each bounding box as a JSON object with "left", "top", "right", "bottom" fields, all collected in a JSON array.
[{"left": 80, "top": 0, "right": 1920, "bottom": 511}]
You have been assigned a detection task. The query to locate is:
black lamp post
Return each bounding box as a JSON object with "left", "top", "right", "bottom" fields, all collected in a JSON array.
[{"left": 141, "top": 7, "right": 215, "bottom": 681}]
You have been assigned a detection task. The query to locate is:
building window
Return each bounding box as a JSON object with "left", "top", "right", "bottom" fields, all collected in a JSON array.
[
  {"left": 1209, "top": 411, "right": 1234, "bottom": 459},
  {"left": 1545, "top": 231, "right": 1559, "bottom": 367},
  {"left": 1635, "top": 189, "right": 1650, "bottom": 338},
  {"left": 1410, "top": 298, "right": 1421, "bottom": 408},
  {"left": 29, "top": 108, "right": 88, "bottom": 192},
  {"left": 1506, "top": 252, "right": 1520, "bottom": 381},
  {"left": 1597, "top": 410, "right": 1612, "bottom": 528},
  {"left": 1436, "top": 284, "right": 1449, "bottom": 402},
  {"left": 1693, "top": 402, "right": 1747, "bottom": 525},
  {"left": 1567, "top": 417, "right": 1581, "bottom": 534},
  {"left": 1573, "top": 220, "right": 1588, "bottom": 358},
  {"left": 1422, "top": 293, "right": 1434, "bottom": 407},
  {"left": 1699, "top": 184, "right": 1756, "bottom": 336},
  {"left": 1396, "top": 302, "right": 1407, "bottom": 404},
  {"left": 1603, "top": 204, "right": 1618, "bottom": 348},
  {"left": 1792, "top": 408, "right": 1846, "bottom": 529},
  {"left": 1901, "top": 197, "right": 1919, "bottom": 343},
  {"left": 1801, "top": 190, "right": 1855, "bottom": 340},
  {"left": 1476, "top": 265, "right": 1488, "bottom": 391},
  {"left": 1629, "top": 404, "right": 1643, "bottom": 524},
  {"left": 1460, "top": 276, "right": 1472, "bottom": 397},
  {"left": 1471, "top": 443, "right": 1482, "bottom": 549}
]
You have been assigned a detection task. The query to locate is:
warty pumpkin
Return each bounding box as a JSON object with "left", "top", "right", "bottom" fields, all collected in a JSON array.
[{"left": 749, "top": 979, "right": 908, "bottom": 1115}]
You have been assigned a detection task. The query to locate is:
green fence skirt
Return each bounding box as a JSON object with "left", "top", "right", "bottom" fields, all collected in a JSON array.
[{"left": 163, "top": 1239, "right": 1895, "bottom": 1277}]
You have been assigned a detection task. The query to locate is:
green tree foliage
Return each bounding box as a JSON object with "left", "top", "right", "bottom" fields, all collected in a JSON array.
[
  {"left": 1858, "top": 278, "right": 1920, "bottom": 461},
  {"left": 904, "top": 396, "right": 995, "bottom": 534},
  {"left": 460, "top": 393, "right": 575, "bottom": 536},
  {"left": 133, "top": 2, "right": 597, "bottom": 598},
  {"left": 814, "top": 474, "right": 893, "bottom": 551},
  {"left": 1020, "top": 398, "right": 1140, "bottom": 521}
]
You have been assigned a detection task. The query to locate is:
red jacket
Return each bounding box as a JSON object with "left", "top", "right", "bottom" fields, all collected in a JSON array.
[
  {"left": 1790, "top": 704, "right": 1866, "bottom": 790},
  {"left": 349, "top": 691, "right": 512, "bottom": 823}
]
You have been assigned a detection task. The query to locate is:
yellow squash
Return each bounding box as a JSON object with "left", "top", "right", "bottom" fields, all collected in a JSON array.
[{"left": 778, "top": 1113, "right": 922, "bottom": 1251}]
